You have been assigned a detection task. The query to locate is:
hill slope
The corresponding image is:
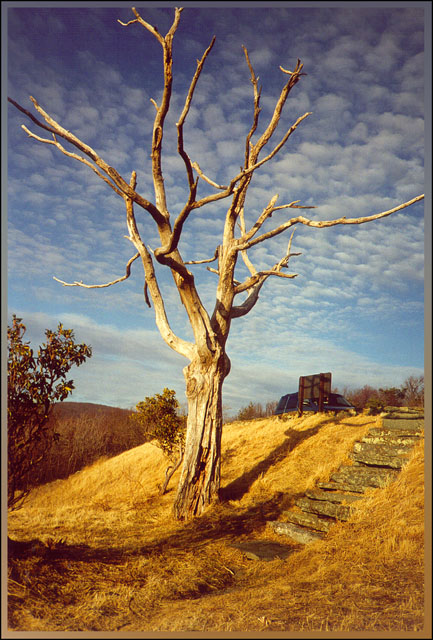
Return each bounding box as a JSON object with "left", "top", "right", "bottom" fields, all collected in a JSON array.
[
  {"left": 7, "top": 412, "right": 426, "bottom": 633},
  {"left": 30, "top": 401, "right": 143, "bottom": 486}
]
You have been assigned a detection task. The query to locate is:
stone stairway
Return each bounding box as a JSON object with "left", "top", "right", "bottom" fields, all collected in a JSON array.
[{"left": 268, "top": 408, "right": 424, "bottom": 545}]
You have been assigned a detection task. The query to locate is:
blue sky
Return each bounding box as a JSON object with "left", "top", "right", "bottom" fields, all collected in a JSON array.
[{"left": 5, "top": 1, "right": 428, "bottom": 415}]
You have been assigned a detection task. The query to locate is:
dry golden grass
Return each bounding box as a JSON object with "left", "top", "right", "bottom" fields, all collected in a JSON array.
[{"left": 7, "top": 412, "right": 426, "bottom": 633}]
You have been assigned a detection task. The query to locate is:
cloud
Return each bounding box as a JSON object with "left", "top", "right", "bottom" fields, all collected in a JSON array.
[{"left": 6, "top": 6, "right": 425, "bottom": 417}]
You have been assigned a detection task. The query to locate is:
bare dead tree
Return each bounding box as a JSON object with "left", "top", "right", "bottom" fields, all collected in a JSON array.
[{"left": 8, "top": 6, "right": 424, "bottom": 519}]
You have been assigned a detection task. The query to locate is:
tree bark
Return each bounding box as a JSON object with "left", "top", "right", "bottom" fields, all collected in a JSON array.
[{"left": 173, "top": 348, "right": 230, "bottom": 519}]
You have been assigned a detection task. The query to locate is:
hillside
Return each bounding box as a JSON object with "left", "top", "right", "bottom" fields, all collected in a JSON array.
[
  {"left": 7, "top": 412, "right": 426, "bottom": 633},
  {"left": 30, "top": 401, "right": 143, "bottom": 486}
]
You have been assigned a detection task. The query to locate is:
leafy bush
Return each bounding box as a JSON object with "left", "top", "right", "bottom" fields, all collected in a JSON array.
[
  {"left": 132, "top": 388, "right": 186, "bottom": 493},
  {"left": 7, "top": 315, "right": 92, "bottom": 509}
]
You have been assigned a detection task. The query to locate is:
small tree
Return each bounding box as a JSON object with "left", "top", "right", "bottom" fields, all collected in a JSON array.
[
  {"left": 345, "top": 385, "right": 380, "bottom": 411},
  {"left": 378, "top": 386, "right": 406, "bottom": 408},
  {"left": 237, "top": 401, "right": 265, "bottom": 421},
  {"left": 132, "top": 388, "right": 186, "bottom": 494},
  {"left": 8, "top": 7, "right": 424, "bottom": 518},
  {"left": 403, "top": 375, "right": 424, "bottom": 408},
  {"left": 7, "top": 315, "right": 92, "bottom": 510}
]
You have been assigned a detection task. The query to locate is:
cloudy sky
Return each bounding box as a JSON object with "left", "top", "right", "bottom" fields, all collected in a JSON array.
[{"left": 5, "top": 1, "right": 427, "bottom": 416}]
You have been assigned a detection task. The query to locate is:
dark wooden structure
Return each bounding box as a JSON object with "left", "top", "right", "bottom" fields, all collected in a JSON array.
[{"left": 298, "top": 372, "right": 332, "bottom": 416}]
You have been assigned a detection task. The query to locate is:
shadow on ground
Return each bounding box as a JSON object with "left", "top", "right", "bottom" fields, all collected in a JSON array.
[
  {"left": 219, "top": 421, "right": 330, "bottom": 502},
  {"left": 8, "top": 488, "right": 302, "bottom": 566}
]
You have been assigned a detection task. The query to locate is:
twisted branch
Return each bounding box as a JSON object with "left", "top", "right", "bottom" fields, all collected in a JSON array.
[{"left": 53, "top": 253, "right": 140, "bottom": 288}]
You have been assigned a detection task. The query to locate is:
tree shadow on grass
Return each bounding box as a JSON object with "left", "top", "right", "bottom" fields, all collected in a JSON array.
[
  {"left": 219, "top": 422, "right": 329, "bottom": 502},
  {"left": 8, "top": 489, "right": 303, "bottom": 567}
]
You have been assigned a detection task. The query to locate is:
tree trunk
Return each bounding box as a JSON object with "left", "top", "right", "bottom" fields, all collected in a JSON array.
[
  {"left": 160, "top": 446, "right": 184, "bottom": 495},
  {"left": 173, "top": 349, "right": 230, "bottom": 519}
]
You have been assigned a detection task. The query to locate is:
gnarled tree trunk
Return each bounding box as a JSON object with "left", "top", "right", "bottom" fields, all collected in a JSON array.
[{"left": 173, "top": 348, "right": 230, "bottom": 519}]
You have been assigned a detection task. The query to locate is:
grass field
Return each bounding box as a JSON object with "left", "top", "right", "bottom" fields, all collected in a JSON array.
[{"left": 7, "top": 412, "right": 426, "bottom": 633}]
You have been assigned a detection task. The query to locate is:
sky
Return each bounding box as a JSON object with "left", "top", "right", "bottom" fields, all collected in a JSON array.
[{"left": 4, "top": 1, "right": 429, "bottom": 417}]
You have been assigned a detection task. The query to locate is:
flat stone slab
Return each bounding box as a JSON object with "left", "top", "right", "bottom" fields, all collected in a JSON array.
[
  {"left": 383, "top": 412, "right": 424, "bottom": 420},
  {"left": 326, "top": 465, "right": 399, "bottom": 491},
  {"left": 354, "top": 441, "right": 414, "bottom": 454},
  {"left": 382, "top": 418, "right": 424, "bottom": 431},
  {"left": 351, "top": 441, "right": 412, "bottom": 468},
  {"left": 363, "top": 432, "right": 421, "bottom": 444},
  {"left": 229, "top": 539, "right": 295, "bottom": 561},
  {"left": 267, "top": 521, "right": 325, "bottom": 544},
  {"left": 281, "top": 509, "right": 333, "bottom": 532},
  {"left": 351, "top": 452, "right": 407, "bottom": 469},
  {"left": 296, "top": 496, "right": 353, "bottom": 521},
  {"left": 305, "top": 488, "right": 364, "bottom": 504}
]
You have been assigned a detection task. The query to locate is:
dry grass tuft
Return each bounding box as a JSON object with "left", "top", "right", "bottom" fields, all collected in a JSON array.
[{"left": 7, "top": 412, "right": 426, "bottom": 633}]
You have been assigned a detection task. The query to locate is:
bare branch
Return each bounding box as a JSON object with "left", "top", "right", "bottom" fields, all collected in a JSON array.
[
  {"left": 240, "top": 194, "right": 425, "bottom": 251},
  {"left": 238, "top": 196, "right": 316, "bottom": 247},
  {"left": 53, "top": 253, "right": 140, "bottom": 288},
  {"left": 234, "top": 269, "right": 297, "bottom": 296},
  {"left": 153, "top": 34, "right": 217, "bottom": 261},
  {"left": 238, "top": 207, "right": 257, "bottom": 276},
  {"left": 239, "top": 194, "right": 279, "bottom": 246},
  {"left": 9, "top": 95, "right": 167, "bottom": 225},
  {"left": 244, "top": 111, "right": 312, "bottom": 175},
  {"left": 206, "top": 266, "right": 241, "bottom": 286},
  {"left": 242, "top": 46, "right": 262, "bottom": 169},
  {"left": 119, "top": 8, "right": 165, "bottom": 45},
  {"left": 190, "top": 110, "right": 311, "bottom": 214},
  {"left": 123, "top": 171, "right": 195, "bottom": 360},
  {"left": 279, "top": 60, "right": 308, "bottom": 77},
  {"left": 251, "top": 59, "right": 307, "bottom": 161},
  {"left": 185, "top": 248, "right": 219, "bottom": 265},
  {"left": 8, "top": 96, "right": 58, "bottom": 136},
  {"left": 230, "top": 280, "right": 265, "bottom": 319},
  {"left": 117, "top": 17, "right": 139, "bottom": 27},
  {"left": 157, "top": 31, "right": 219, "bottom": 261},
  {"left": 177, "top": 36, "right": 216, "bottom": 189},
  {"left": 21, "top": 126, "right": 125, "bottom": 198},
  {"left": 191, "top": 162, "right": 228, "bottom": 190},
  {"left": 273, "top": 202, "right": 317, "bottom": 211},
  {"left": 127, "top": 6, "right": 183, "bottom": 216},
  {"left": 230, "top": 231, "right": 299, "bottom": 321}
]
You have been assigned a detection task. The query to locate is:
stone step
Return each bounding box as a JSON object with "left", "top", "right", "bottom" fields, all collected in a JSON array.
[
  {"left": 354, "top": 441, "right": 415, "bottom": 455},
  {"left": 269, "top": 410, "right": 422, "bottom": 546},
  {"left": 382, "top": 418, "right": 423, "bottom": 431},
  {"left": 351, "top": 452, "right": 407, "bottom": 469},
  {"left": 295, "top": 497, "right": 352, "bottom": 521},
  {"left": 317, "top": 480, "right": 365, "bottom": 493},
  {"left": 229, "top": 540, "right": 294, "bottom": 561},
  {"left": 305, "top": 488, "right": 364, "bottom": 504},
  {"left": 280, "top": 509, "right": 333, "bottom": 532},
  {"left": 350, "top": 441, "right": 412, "bottom": 468},
  {"left": 268, "top": 520, "right": 326, "bottom": 544},
  {"left": 320, "top": 465, "right": 399, "bottom": 492},
  {"left": 363, "top": 431, "right": 421, "bottom": 443},
  {"left": 383, "top": 412, "right": 424, "bottom": 420}
]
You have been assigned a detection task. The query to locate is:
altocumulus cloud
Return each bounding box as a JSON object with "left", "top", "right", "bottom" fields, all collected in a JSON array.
[{"left": 6, "top": 4, "right": 426, "bottom": 413}]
